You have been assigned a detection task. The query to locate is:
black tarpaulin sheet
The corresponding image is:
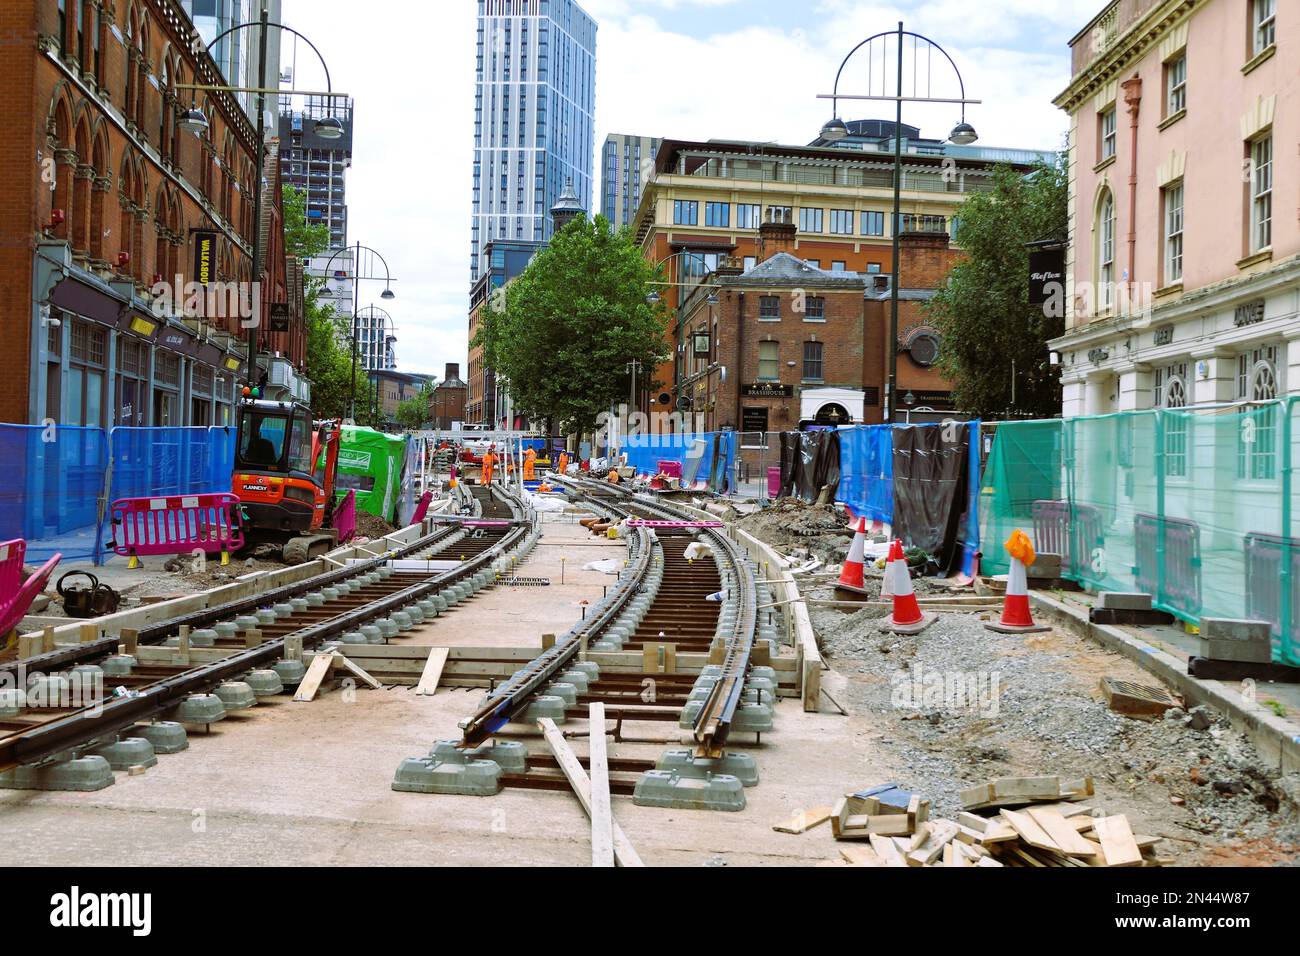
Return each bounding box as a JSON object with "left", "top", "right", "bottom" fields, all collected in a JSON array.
[
  {"left": 778, "top": 430, "right": 841, "bottom": 502},
  {"left": 891, "top": 424, "right": 970, "bottom": 574}
]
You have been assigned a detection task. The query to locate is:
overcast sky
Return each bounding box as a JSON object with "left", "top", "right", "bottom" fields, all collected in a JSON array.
[{"left": 280, "top": 0, "right": 1102, "bottom": 379}]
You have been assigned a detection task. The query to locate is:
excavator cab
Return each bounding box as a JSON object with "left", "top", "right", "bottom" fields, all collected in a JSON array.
[{"left": 233, "top": 398, "right": 342, "bottom": 563}]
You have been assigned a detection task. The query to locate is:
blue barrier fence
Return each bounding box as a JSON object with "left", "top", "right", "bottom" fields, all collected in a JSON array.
[
  {"left": 0, "top": 424, "right": 237, "bottom": 564},
  {"left": 622, "top": 432, "right": 737, "bottom": 493}
]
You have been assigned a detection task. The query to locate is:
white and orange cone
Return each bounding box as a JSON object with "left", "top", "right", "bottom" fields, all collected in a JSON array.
[
  {"left": 835, "top": 518, "right": 871, "bottom": 595},
  {"left": 881, "top": 539, "right": 935, "bottom": 634},
  {"left": 985, "top": 530, "right": 1050, "bottom": 634}
]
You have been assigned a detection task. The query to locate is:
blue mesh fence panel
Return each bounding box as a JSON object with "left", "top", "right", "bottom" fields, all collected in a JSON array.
[{"left": 0, "top": 424, "right": 110, "bottom": 563}]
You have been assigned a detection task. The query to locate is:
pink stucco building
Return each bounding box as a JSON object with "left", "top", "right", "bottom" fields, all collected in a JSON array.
[{"left": 1052, "top": 0, "right": 1295, "bottom": 416}]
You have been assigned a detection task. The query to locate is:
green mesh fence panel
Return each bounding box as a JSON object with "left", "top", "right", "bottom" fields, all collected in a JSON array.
[{"left": 980, "top": 399, "right": 1298, "bottom": 665}]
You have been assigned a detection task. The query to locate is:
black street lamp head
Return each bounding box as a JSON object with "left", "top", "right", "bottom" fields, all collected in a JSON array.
[
  {"left": 380, "top": 287, "right": 395, "bottom": 300},
  {"left": 315, "top": 115, "right": 344, "bottom": 140},
  {"left": 820, "top": 116, "right": 848, "bottom": 142},
  {"left": 948, "top": 120, "right": 978, "bottom": 145},
  {"left": 179, "top": 107, "right": 210, "bottom": 136},
  {"left": 645, "top": 290, "right": 661, "bottom": 304}
]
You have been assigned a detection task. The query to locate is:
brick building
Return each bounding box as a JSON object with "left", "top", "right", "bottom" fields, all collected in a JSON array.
[
  {"left": 1, "top": 0, "right": 305, "bottom": 428},
  {"left": 429, "top": 361, "right": 466, "bottom": 430},
  {"left": 634, "top": 132, "right": 1053, "bottom": 423},
  {"left": 675, "top": 220, "right": 958, "bottom": 434}
]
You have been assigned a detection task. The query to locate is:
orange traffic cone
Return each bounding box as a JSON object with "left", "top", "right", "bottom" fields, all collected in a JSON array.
[
  {"left": 881, "top": 539, "right": 935, "bottom": 634},
  {"left": 835, "top": 518, "right": 871, "bottom": 595},
  {"left": 986, "top": 530, "right": 1050, "bottom": 633}
]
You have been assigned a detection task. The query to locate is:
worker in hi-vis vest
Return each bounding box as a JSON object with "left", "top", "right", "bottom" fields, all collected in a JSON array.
[{"left": 481, "top": 446, "right": 497, "bottom": 485}]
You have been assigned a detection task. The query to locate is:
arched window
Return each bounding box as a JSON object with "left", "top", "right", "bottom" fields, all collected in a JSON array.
[
  {"left": 159, "top": 55, "right": 171, "bottom": 160},
  {"left": 72, "top": 115, "right": 92, "bottom": 252},
  {"left": 1155, "top": 362, "right": 1188, "bottom": 478},
  {"left": 89, "top": 127, "right": 108, "bottom": 260},
  {"left": 124, "top": 9, "right": 136, "bottom": 118},
  {"left": 221, "top": 134, "right": 235, "bottom": 222},
  {"left": 117, "top": 160, "right": 135, "bottom": 275},
  {"left": 1237, "top": 346, "right": 1280, "bottom": 480},
  {"left": 154, "top": 188, "right": 168, "bottom": 284},
  {"left": 50, "top": 97, "right": 75, "bottom": 242},
  {"left": 1096, "top": 189, "right": 1115, "bottom": 313}
]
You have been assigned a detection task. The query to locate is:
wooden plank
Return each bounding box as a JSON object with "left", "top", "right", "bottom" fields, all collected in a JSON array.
[
  {"left": 536, "top": 718, "right": 643, "bottom": 868},
  {"left": 414, "top": 647, "right": 450, "bottom": 696},
  {"left": 867, "top": 833, "right": 906, "bottom": 866},
  {"left": 335, "top": 653, "right": 384, "bottom": 690},
  {"left": 1026, "top": 806, "right": 1099, "bottom": 857},
  {"left": 587, "top": 703, "right": 614, "bottom": 868},
  {"left": 1091, "top": 814, "right": 1144, "bottom": 867},
  {"left": 999, "top": 808, "right": 1061, "bottom": 853},
  {"left": 293, "top": 652, "right": 336, "bottom": 702},
  {"left": 772, "top": 806, "right": 833, "bottom": 834},
  {"left": 839, "top": 845, "right": 883, "bottom": 866}
]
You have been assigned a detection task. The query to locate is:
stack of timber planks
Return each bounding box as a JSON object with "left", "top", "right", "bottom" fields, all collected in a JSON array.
[{"left": 815, "top": 776, "right": 1168, "bottom": 867}]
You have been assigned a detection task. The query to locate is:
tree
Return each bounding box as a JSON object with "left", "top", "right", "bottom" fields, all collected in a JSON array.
[
  {"left": 282, "top": 185, "right": 380, "bottom": 426},
  {"left": 473, "top": 215, "right": 669, "bottom": 436},
  {"left": 925, "top": 158, "right": 1068, "bottom": 419},
  {"left": 394, "top": 380, "right": 436, "bottom": 431}
]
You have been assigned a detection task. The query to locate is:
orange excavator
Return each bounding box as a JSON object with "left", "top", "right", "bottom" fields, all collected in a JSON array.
[{"left": 232, "top": 394, "right": 343, "bottom": 564}]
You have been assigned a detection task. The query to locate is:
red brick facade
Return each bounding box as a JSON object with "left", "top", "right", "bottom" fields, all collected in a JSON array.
[{"left": 1, "top": 0, "right": 303, "bottom": 425}]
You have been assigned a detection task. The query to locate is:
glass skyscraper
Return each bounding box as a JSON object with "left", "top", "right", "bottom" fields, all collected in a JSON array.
[{"left": 471, "top": 0, "right": 596, "bottom": 282}]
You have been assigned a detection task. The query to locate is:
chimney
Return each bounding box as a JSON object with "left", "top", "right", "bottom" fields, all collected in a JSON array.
[{"left": 758, "top": 215, "right": 797, "bottom": 262}]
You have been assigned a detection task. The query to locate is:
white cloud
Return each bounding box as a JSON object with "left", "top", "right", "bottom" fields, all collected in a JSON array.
[{"left": 281, "top": 0, "right": 1096, "bottom": 379}]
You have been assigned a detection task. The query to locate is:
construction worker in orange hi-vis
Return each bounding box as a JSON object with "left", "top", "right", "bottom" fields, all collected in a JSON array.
[
  {"left": 557, "top": 451, "right": 569, "bottom": 475},
  {"left": 481, "top": 446, "right": 497, "bottom": 485},
  {"left": 607, "top": 467, "right": 621, "bottom": 484},
  {"left": 523, "top": 446, "right": 536, "bottom": 481}
]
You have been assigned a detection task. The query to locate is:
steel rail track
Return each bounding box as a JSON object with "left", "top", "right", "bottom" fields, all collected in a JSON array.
[
  {"left": 457, "top": 476, "right": 759, "bottom": 754},
  {"left": 0, "top": 486, "right": 532, "bottom": 773}
]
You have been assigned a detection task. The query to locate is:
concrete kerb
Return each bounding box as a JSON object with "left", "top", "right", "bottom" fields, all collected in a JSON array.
[{"left": 1030, "top": 590, "right": 1300, "bottom": 775}]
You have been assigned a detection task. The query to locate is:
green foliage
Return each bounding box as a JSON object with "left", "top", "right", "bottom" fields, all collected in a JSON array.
[
  {"left": 925, "top": 158, "right": 1069, "bottom": 419},
  {"left": 281, "top": 185, "right": 378, "bottom": 426},
  {"left": 473, "top": 215, "right": 669, "bottom": 435},
  {"left": 394, "top": 381, "right": 435, "bottom": 431}
]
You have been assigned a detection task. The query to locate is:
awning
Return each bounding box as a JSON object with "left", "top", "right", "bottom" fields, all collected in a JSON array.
[{"left": 47, "top": 275, "right": 126, "bottom": 325}]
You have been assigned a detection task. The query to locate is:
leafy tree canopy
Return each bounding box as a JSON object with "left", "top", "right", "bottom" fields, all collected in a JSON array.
[
  {"left": 473, "top": 215, "right": 669, "bottom": 435},
  {"left": 925, "top": 158, "right": 1068, "bottom": 419}
]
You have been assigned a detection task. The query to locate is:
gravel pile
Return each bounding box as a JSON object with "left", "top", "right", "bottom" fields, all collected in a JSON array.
[{"left": 811, "top": 602, "right": 1300, "bottom": 858}]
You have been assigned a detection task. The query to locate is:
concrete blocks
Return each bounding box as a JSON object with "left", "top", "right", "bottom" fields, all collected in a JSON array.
[
  {"left": 234, "top": 614, "right": 260, "bottom": 630},
  {"left": 272, "top": 602, "right": 295, "bottom": 617},
  {"left": 131, "top": 721, "right": 189, "bottom": 754},
  {"left": 546, "top": 682, "right": 578, "bottom": 706},
  {"left": 1027, "top": 552, "right": 1062, "bottom": 579},
  {"left": 730, "top": 701, "right": 775, "bottom": 733},
  {"left": 341, "top": 630, "right": 367, "bottom": 644},
  {"left": 431, "top": 738, "right": 527, "bottom": 772},
  {"left": 305, "top": 591, "right": 326, "bottom": 607},
  {"left": 377, "top": 618, "right": 400, "bottom": 640},
  {"left": 391, "top": 745, "right": 504, "bottom": 795},
  {"left": 522, "top": 695, "right": 567, "bottom": 723},
  {"left": 556, "top": 669, "right": 591, "bottom": 693},
  {"left": 290, "top": 597, "right": 310, "bottom": 613},
  {"left": 391, "top": 610, "right": 414, "bottom": 631},
  {"left": 1096, "top": 592, "right": 1152, "bottom": 611},
  {"left": 1198, "top": 618, "right": 1273, "bottom": 664},
  {"left": 255, "top": 608, "right": 278, "bottom": 625},
  {"left": 569, "top": 661, "right": 600, "bottom": 682},
  {"left": 244, "top": 669, "right": 285, "bottom": 697},
  {"left": 272, "top": 659, "right": 307, "bottom": 686},
  {"left": 214, "top": 682, "right": 257, "bottom": 711},
  {"left": 321, "top": 587, "right": 341, "bottom": 601},
  {"left": 360, "top": 624, "right": 384, "bottom": 644},
  {"left": 633, "top": 769, "right": 746, "bottom": 811},
  {"left": 657, "top": 748, "right": 759, "bottom": 786},
  {"left": 0, "top": 755, "right": 114, "bottom": 792},
  {"left": 417, "top": 598, "right": 439, "bottom": 617},
  {"left": 405, "top": 605, "right": 425, "bottom": 624},
  {"left": 0, "top": 689, "right": 26, "bottom": 717},
  {"left": 677, "top": 699, "right": 703, "bottom": 729},
  {"left": 213, "top": 622, "right": 238, "bottom": 640},
  {"left": 91, "top": 735, "right": 158, "bottom": 771},
  {"left": 171, "top": 693, "right": 226, "bottom": 725}
]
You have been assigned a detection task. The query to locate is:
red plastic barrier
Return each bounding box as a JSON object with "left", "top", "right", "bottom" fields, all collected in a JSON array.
[
  {"left": 334, "top": 489, "right": 357, "bottom": 544},
  {"left": 0, "top": 538, "right": 27, "bottom": 605},
  {"left": 0, "top": 552, "right": 60, "bottom": 637},
  {"left": 111, "top": 493, "right": 244, "bottom": 562},
  {"left": 657, "top": 460, "right": 683, "bottom": 479},
  {"left": 411, "top": 490, "right": 433, "bottom": 524}
]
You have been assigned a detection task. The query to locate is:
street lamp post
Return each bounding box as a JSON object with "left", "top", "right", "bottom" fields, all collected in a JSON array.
[
  {"left": 818, "top": 22, "right": 978, "bottom": 423},
  {"left": 179, "top": 5, "right": 344, "bottom": 392},
  {"left": 644, "top": 251, "right": 721, "bottom": 422},
  {"left": 319, "top": 243, "right": 397, "bottom": 419}
]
